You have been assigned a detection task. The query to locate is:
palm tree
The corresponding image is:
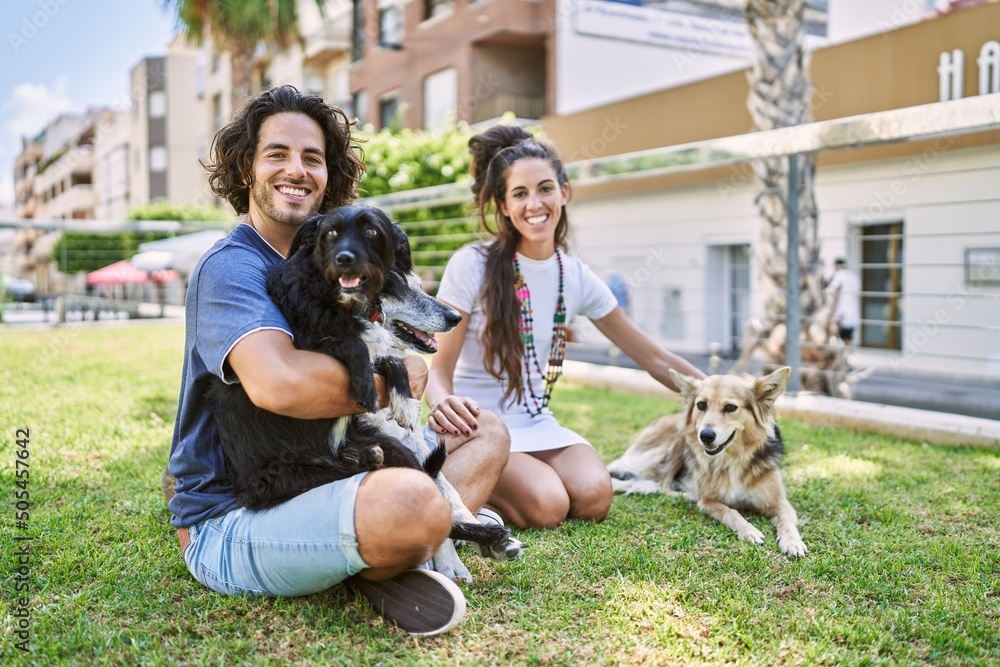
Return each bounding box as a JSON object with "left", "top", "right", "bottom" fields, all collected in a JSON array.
[
  {"left": 165, "top": 0, "right": 326, "bottom": 111},
  {"left": 738, "top": 0, "right": 851, "bottom": 396}
]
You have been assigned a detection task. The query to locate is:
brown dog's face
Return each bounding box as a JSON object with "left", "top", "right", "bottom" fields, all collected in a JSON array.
[
  {"left": 308, "top": 206, "right": 396, "bottom": 305},
  {"left": 670, "top": 368, "right": 790, "bottom": 457}
]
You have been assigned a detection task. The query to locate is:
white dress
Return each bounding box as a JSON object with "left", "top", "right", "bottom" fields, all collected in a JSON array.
[{"left": 436, "top": 244, "right": 618, "bottom": 453}]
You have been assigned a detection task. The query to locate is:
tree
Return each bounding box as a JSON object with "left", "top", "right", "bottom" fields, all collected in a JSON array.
[
  {"left": 739, "top": 0, "right": 851, "bottom": 396},
  {"left": 164, "top": 0, "right": 326, "bottom": 111},
  {"left": 359, "top": 122, "right": 479, "bottom": 289}
]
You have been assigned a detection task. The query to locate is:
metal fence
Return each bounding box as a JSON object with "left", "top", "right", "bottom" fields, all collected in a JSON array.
[{"left": 2, "top": 95, "right": 999, "bottom": 418}]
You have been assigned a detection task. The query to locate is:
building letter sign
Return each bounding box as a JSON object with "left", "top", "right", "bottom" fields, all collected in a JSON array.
[
  {"left": 978, "top": 41, "right": 1000, "bottom": 96},
  {"left": 939, "top": 40, "right": 1000, "bottom": 101},
  {"left": 938, "top": 49, "right": 964, "bottom": 101}
]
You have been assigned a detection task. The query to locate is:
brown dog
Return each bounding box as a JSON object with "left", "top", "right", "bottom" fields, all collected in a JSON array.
[{"left": 607, "top": 367, "right": 807, "bottom": 557}]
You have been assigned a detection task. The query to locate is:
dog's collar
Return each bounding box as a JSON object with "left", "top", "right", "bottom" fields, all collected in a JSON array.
[{"left": 369, "top": 302, "right": 386, "bottom": 326}]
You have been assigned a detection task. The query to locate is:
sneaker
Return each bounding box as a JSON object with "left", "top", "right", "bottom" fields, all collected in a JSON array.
[
  {"left": 454, "top": 508, "right": 504, "bottom": 549},
  {"left": 474, "top": 507, "right": 504, "bottom": 529},
  {"left": 346, "top": 568, "right": 466, "bottom": 636}
]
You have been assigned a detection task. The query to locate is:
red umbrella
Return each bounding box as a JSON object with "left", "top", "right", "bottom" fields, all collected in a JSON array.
[
  {"left": 87, "top": 260, "right": 148, "bottom": 286},
  {"left": 87, "top": 260, "right": 178, "bottom": 286}
]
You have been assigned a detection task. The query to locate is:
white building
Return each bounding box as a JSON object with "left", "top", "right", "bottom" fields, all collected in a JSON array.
[{"left": 545, "top": 1, "right": 1000, "bottom": 380}]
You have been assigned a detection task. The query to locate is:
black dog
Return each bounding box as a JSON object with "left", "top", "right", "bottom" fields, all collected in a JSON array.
[
  {"left": 208, "top": 206, "right": 433, "bottom": 510},
  {"left": 206, "top": 206, "right": 512, "bottom": 567}
]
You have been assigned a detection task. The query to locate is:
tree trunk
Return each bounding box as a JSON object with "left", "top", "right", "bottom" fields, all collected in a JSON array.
[
  {"left": 740, "top": 0, "right": 851, "bottom": 396},
  {"left": 229, "top": 40, "right": 257, "bottom": 113}
]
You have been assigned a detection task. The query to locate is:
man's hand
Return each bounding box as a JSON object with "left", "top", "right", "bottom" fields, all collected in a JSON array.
[{"left": 402, "top": 354, "right": 429, "bottom": 400}]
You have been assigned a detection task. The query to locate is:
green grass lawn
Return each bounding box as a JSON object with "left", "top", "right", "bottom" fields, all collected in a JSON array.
[{"left": 1, "top": 323, "right": 998, "bottom": 666}]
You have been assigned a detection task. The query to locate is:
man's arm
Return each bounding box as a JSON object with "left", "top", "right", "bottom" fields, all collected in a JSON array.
[
  {"left": 228, "top": 330, "right": 427, "bottom": 420},
  {"left": 228, "top": 330, "right": 372, "bottom": 419},
  {"left": 227, "top": 330, "right": 430, "bottom": 419}
]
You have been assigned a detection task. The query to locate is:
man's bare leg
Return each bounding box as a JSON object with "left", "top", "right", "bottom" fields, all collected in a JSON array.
[
  {"left": 354, "top": 467, "right": 452, "bottom": 581},
  {"left": 437, "top": 410, "right": 510, "bottom": 513}
]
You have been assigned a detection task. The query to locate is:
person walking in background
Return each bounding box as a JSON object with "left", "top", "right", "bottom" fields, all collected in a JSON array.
[
  {"left": 605, "top": 271, "right": 631, "bottom": 317},
  {"left": 423, "top": 125, "right": 704, "bottom": 531},
  {"left": 827, "top": 257, "right": 862, "bottom": 348}
]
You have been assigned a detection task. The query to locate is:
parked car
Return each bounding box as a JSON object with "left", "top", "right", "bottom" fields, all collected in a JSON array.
[{"left": 1, "top": 275, "right": 36, "bottom": 303}]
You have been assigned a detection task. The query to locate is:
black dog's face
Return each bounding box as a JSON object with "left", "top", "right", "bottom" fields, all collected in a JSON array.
[{"left": 294, "top": 206, "right": 397, "bottom": 306}]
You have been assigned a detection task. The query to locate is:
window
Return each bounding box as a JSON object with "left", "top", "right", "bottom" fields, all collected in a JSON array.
[
  {"left": 379, "top": 91, "right": 401, "bottom": 130},
  {"left": 378, "top": 1, "right": 403, "bottom": 48},
  {"left": 424, "top": 0, "right": 453, "bottom": 21},
  {"left": 353, "top": 90, "right": 369, "bottom": 126},
  {"left": 148, "top": 91, "right": 167, "bottom": 118},
  {"left": 860, "top": 222, "right": 904, "bottom": 350},
  {"left": 423, "top": 68, "right": 457, "bottom": 131},
  {"left": 965, "top": 248, "right": 1000, "bottom": 286},
  {"left": 149, "top": 146, "right": 168, "bottom": 173},
  {"left": 305, "top": 73, "right": 324, "bottom": 97}
]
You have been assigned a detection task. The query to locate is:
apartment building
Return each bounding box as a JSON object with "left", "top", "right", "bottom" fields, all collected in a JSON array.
[
  {"left": 13, "top": 137, "right": 43, "bottom": 220},
  {"left": 10, "top": 36, "right": 207, "bottom": 226},
  {"left": 198, "top": 0, "right": 356, "bottom": 135},
  {"left": 31, "top": 110, "right": 103, "bottom": 221},
  {"left": 542, "top": 1, "right": 1000, "bottom": 379},
  {"left": 348, "top": 0, "right": 555, "bottom": 130},
  {"left": 129, "top": 38, "right": 208, "bottom": 211}
]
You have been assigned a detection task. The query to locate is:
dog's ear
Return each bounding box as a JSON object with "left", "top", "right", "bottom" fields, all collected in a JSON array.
[
  {"left": 668, "top": 368, "right": 700, "bottom": 402},
  {"left": 287, "top": 214, "right": 323, "bottom": 258},
  {"left": 390, "top": 222, "right": 414, "bottom": 275},
  {"left": 752, "top": 366, "right": 790, "bottom": 412}
]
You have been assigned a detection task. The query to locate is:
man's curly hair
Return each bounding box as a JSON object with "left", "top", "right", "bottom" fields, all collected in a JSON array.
[{"left": 205, "top": 85, "right": 365, "bottom": 215}]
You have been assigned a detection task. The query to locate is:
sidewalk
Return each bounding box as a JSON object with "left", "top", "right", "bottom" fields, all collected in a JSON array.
[
  {"left": 567, "top": 347, "right": 1000, "bottom": 421},
  {"left": 563, "top": 360, "right": 1000, "bottom": 448}
]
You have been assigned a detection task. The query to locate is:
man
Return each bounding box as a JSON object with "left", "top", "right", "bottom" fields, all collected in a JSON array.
[
  {"left": 166, "top": 86, "right": 510, "bottom": 635},
  {"left": 827, "top": 258, "right": 862, "bottom": 348}
]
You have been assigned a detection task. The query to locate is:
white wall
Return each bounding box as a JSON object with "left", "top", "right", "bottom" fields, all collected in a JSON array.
[
  {"left": 555, "top": 0, "right": 940, "bottom": 115},
  {"left": 566, "top": 143, "right": 1000, "bottom": 380}
]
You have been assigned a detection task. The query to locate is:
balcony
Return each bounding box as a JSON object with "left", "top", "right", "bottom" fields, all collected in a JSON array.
[
  {"left": 303, "top": 9, "right": 353, "bottom": 66},
  {"left": 471, "top": 94, "right": 546, "bottom": 124},
  {"left": 36, "top": 145, "right": 94, "bottom": 193},
  {"left": 48, "top": 184, "right": 95, "bottom": 220}
]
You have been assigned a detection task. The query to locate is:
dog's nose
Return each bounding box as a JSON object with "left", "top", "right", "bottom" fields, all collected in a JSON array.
[
  {"left": 335, "top": 250, "right": 355, "bottom": 267},
  {"left": 699, "top": 429, "right": 716, "bottom": 444},
  {"left": 444, "top": 310, "right": 462, "bottom": 328}
]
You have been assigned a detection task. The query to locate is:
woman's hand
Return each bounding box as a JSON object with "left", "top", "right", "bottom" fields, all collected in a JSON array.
[{"left": 428, "top": 395, "right": 481, "bottom": 436}]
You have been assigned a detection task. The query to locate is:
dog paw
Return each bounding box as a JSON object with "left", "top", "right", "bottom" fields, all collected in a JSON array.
[
  {"left": 611, "top": 478, "right": 661, "bottom": 495},
  {"left": 478, "top": 535, "right": 526, "bottom": 562},
  {"left": 432, "top": 541, "right": 472, "bottom": 583},
  {"left": 738, "top": 525, "right": 766, "bottom": 545},
  {"left": 355, "top": 392, "right": 379, "bottom": 414},
  {"left": 362, "top": 445, "right": 384, "bottom": 469},
  {"left": 779, "top": 535, "right": 808, "bottom": 558}
]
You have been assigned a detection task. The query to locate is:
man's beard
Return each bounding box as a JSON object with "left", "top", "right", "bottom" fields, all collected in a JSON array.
[{"left": 250, "top": 179, "right": 323, "bottom": 228}]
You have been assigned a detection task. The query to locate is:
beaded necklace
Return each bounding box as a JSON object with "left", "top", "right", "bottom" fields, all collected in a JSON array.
[{"left": 513, "top": 250, "right": 567, "bottom": 417}]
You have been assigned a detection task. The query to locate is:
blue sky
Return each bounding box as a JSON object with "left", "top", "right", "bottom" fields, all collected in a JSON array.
[{"left": 0, "top": 1, "right": 180, "bottom": 211}]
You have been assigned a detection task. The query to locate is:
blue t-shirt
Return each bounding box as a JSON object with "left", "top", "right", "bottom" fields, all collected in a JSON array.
[{"left": 167, "top": 223, "right": 291, "bottom": 528}]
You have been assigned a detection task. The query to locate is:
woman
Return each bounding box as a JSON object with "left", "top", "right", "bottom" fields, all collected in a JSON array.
[{"left": 424, "top": 125, "right": 704, "bottom": 530}]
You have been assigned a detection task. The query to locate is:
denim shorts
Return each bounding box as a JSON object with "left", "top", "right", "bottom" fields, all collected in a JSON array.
[{"left": 183, "top": 472, "right": 370, "bottom": 597}]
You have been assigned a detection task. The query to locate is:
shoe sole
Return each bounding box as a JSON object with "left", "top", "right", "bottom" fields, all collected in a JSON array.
[{"left": 347, "top": 569, "right": 466, "bottom": 636}]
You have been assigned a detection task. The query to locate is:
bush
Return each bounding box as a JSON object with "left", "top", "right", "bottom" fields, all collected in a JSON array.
[
  {"left": 52, "top": 232, "right": 173, "bottom": 274},
  {"left": 127, "top": 201, "right": 233, "bottom": 223}
]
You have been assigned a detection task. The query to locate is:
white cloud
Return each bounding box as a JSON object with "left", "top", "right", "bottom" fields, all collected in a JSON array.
[
  {"left": 0, "top": 76, "right": 73, "bottom": 208},
  {"left": 2, "top": 75, "right": 72, "bottom": 139}
]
